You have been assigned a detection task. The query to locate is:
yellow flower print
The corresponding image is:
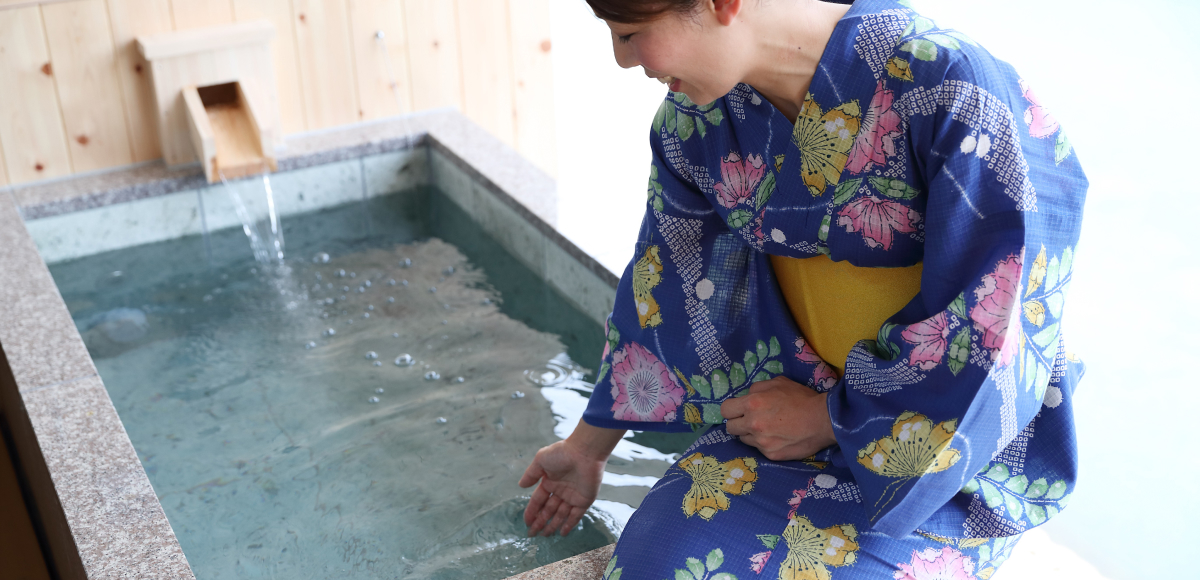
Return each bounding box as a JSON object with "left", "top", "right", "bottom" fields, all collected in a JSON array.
[
  {"left": 632, "top": 246, "right": 663, "bottom": 328},
  {"left": 886, "top": 57, "right": 915, "bottom": 81},
  {"left": 679, "top": 452, "right": 758, "bottom": 520},
  {"left": 857, "top": 412, "right": 961, "bottom": 478},
  {"left": 778, "top": 515, "right": 859, "bottom": 580},
  {"left": 856, "top": 412, "right": 962, "bottom": 520},
  {"left": 792, "top": 93, "right": 861, "bottom": 197}
]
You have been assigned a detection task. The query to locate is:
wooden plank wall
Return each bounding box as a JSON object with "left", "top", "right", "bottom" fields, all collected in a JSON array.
[{"left": 0, "top": 0, "right": 557, "bottom": 187}]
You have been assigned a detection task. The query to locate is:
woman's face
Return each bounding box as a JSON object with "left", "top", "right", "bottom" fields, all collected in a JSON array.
[{"left": 603, "top": 3, "right": 751, "bottom": 106}]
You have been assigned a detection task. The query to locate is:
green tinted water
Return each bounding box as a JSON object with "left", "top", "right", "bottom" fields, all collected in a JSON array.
[{"left": 51, "top": 188, "right": 694, "bottom": 579}]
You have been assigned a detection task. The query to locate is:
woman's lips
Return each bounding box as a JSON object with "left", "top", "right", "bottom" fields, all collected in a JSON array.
[{"left": 655, "top": 75, "right": 682, "bottom": 93}]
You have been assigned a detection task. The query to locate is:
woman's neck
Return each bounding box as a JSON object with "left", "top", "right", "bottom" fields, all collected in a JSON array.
[{"left": 741, "top": 1, "right": 851, "bottom": 122}]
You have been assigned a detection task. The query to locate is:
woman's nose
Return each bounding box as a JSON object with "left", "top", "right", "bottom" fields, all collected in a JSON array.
[{"left": 611, "top": 34, "right": 639, "bottom": 69}]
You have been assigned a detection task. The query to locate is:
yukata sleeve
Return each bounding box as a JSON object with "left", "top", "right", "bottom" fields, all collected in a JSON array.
[
  {"left": 825, "top": 65, "right": 1088, "bottom": 537},
  {"left": 580, "top": 119, "right": 728, "bottom": 434}
]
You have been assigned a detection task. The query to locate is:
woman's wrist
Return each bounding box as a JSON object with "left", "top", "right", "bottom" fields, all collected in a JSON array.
[{"left": 564, "top": 420, "right": 626, "bottom": 462}]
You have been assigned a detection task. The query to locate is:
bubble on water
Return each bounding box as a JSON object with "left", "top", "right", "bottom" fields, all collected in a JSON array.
[
  {"left": 366, "top": 351, "right": 378, "bottom": 359},
  {"left": 322, "top": 313, "right": 329, "bottom": 318},
  {"left": 401, "top": 280, "right": 409, "bottom": 286},
  {"left": 250, "top": 268, "right": 257, "bottom": 274},
  {"left": 481, "top": 298, "right": 492, "bottom": 305},
  {"left": 315, "top": 273, "right": 323, "bottom": 281},
  {"left": 325, "top": 298, "right": 334, "bottom": 305},
  {"left": 511, "top": 391, "right": 525, "bottom": 399},
  {"left": 388, "top": 278, "right": 396, "bottom": 286},
  {"left": 312, "top": 284, "right": 321, "bottom": 292},
  {"left": 367, "top": 305, "right": 374, "bottom": 311},
  {"left": 327, "top": 283, "right": 333, "bottom": 289},
  {"left": 364, "top": 280, "right": 372, "bottom": 288},
  {"left": 454, "top": 376, "right": 465, "bottom": 383},
  {"left": 313, "top": 252, "right": 330, "bottom": 263},
  {"left": 436, "top": 417, "right": 447, "bottom": 424},
  {"left": 443, "top": 266, "right": 455, "bottom": 275},
  {"left": 350, "top": 272, "right": 357, "bottom": 278},
  {"left": 428, "top": 287, "right": 437, "bottom": 293},
  {"left": 286, "top": 301, "right": 298, "bottom": 310},
  {"left": 442, "top": 304, "right": 450, "bottom": 310},
  {"left": 372, "top": 361, "right": 382, "bottom": 367},
  {"left": 400, "top": 258, "right": 412, "bottom": 268},
  {"left": 441, "top": 320, "right": 448, "bottom": 325},
  {"left": 358, "top": 287, "right": 366, "bottom": 293},
  {"left": 392, "top": 333, "right": 400, "bottom": 338},
  {"left": 394, "top": 354, "right": 414, "bottom": 366},
  {"left": 368, "top": 396, "right": 380, "bottom": 404},
  {"left": 342, "top": 286, "right": 350, "bottom": 292},
  {"left": 203, "top": 294, "right": 213, "bottom": 302},
  {"left": 375, "top": 388, "right": 385, "bottom": 394},
  {"left": 363, "top": 312, "right": 370, "bottom": 318},
  {"left": 347, "top": 319, "right": 354, "bottom": 325},
  {"left": 424, "top": 371, "right": 441, "bottom": 380},
  {"left": 387, "top": 297, "right": 395, "bottom": 303},
  {"left": 337, "top": 269, "right": 346, "bottom": 278},
  {"left": 339, "top": 295, "right": 347, "bottom": 301},
  {"left": 324, "top": 328, "right": 336, "bottom": 336}
]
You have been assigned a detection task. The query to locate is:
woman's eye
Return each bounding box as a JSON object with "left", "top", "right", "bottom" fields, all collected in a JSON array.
[{"left": 618, "top": 33, "right": 633, "bottom": 44}]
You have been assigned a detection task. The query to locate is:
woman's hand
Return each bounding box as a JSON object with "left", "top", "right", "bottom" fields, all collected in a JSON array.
[
  {"left": 518, "top": 422, "right": 624, "bottom": 536},
  {"left": 720, "top": 376, "right": 837, "bottom": 461}
]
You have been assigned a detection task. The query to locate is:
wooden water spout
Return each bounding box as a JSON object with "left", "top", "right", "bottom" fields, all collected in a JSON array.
[{"left": 137, "top": 21, "right": 282, "bottom": 183}]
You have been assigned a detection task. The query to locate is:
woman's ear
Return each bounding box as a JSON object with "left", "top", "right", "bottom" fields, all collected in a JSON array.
[{"left": 711, "top": 0, "right": 743, "bottom": 26}]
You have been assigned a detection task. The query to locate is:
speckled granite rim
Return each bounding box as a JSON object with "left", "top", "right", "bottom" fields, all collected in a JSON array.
[{"left": 0, "top": 109, "right": 618, "bottom": 579}]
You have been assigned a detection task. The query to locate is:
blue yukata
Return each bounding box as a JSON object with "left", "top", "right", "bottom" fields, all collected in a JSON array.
[{"left": 581, "top": 0, "right": 1088, "bottom": 578}]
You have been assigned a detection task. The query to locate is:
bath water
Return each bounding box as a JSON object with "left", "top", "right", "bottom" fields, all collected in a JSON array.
[{"left": 51, "top": 189, "right": 694, "bottom": 579}]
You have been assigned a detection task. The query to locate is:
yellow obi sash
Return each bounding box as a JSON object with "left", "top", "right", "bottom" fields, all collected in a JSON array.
[{"left": 770, "top": 255, "right": 923, "bottom": 375}]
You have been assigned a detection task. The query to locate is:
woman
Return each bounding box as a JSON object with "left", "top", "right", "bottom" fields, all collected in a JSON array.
[{"left": 520, "top": 0, "right": 1086, "bottom": 577}]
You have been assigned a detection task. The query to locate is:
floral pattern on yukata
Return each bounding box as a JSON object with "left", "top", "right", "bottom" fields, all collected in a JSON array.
[{"left": 583, "top": 0, "right": 1087, "bottom": 545}]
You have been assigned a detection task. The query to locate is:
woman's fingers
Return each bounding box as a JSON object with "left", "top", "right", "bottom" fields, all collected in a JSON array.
[
  {"left": 560, "top": 505, "right": 587, "bottom": 536},
  {"left": 517, "top": 458, "right": 545, "bottom": 488},
  {"left": 528, "top": 492, "right": 562, "bottom": 537},
  {"left": 725, "top": 416, "right": 749, "bottom": 436},
  {"left": 720, "top": 396, "right": 746, "bottom": 420},
  {"left": 523, "top": 482, "right": 551, "bottom": 526},
  {"left": 542, "top": 498, "right": 573, "bottom": 537}
]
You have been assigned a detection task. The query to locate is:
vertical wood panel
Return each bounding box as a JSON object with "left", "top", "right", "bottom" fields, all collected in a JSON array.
[
  {"left": 107, "top": 0, "right": 174, "bottom": 162},
  {"left": 403, "top": 0, "right": 461, "bottom": 112},
  {"left": 232, "top": 0, "right": 307, "bottom": 133},
  {"left": 42, "top": 0, "right": 134, "bottom": 173},
  {"left": 291, "top": 0, "right": 359, "bottom": 129},
  {"left": 170, "top": 0, "right": 235, "bottom": 29},
  {"left": 0, "top": 6, "right": 72, "bottom": 183},
  {"left": 347, "top": 0, "right": 411, "bottom": 121},
  {"left": 508, "top": 0, "right": 554, "bottom": 175},
  {"left": 455, "top": 0, "right": 515, "bottom": 146},
  {"left": 0, "top": 137, "right": 9, "bottom": 187}
]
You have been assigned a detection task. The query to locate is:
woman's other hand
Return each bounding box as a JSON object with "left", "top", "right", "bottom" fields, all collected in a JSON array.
[
  {"left": 720, "top": 377, "right": 836, "bottom": 461},
  {"left": 518, "top": 422, "right": 624, "bottom": 536}
]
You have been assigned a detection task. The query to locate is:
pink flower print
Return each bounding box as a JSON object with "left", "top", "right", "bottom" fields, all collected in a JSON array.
[
  {"left": 749, "top": 551, "right": 772, "bottom": 574},
  {"left": 794, "top": 338, "right": 838, "bottom": 390},
  {"left": 894, "top": 546, "right": 977, "bottom": 580},
  {"left": 786, "top": 477, "right": 813, "bottom": 519},
  {"left": 847, "top": 81, "right": 903, "bottom": 174},
  {"left": 609, "top": 342, "right": 685, "bottom": 421},
  {"left": 901, "top": 312, "right": 950, "bottom": 371},
  {"left": 970, "top": 252, "right": 1023, "bottom": 367},
  {"left": 837, "top": 196, "right": 921, "bottom": 251},
  {"left": 1020, "top": 79, "right": 1059, "bottom": 139},
  {"left": 715, "top": 152, "right": 766, "bottom": 208}
]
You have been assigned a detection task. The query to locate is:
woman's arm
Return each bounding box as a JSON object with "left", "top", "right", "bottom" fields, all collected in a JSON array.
[{"left": 518, "top": 422, "right": 625, "bottom": 536}]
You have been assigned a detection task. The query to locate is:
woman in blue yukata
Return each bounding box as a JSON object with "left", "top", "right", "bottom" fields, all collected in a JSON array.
[{"left": 520, "top": 0, "right": 1087, "bottom": 577}]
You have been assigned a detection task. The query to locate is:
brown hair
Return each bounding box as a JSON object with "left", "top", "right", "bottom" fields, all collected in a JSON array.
[{"left": 584, "top": 0, "right": 701, "bottom": 24}]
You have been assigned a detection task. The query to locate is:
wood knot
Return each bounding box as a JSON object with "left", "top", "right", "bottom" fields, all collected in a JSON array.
[
  {"left": 298, "top": 13, "right": 306, "bottom": 22},
  {"left": 35, "top": 162, "right": 44, "bottom": 172},
  {"left": 432, "top": 40, "right": 439, "bottom": 48},
  {"left": 40, "top": 62, "right": 52, "bottom": 76},
  {"left": 134, "top": 63, "right": 143, "bottom": 74},
  {"left": 539, "top": 39, "right": 552, "bottom": 53},
  {"left": 76, "top": 135, "right": 89, "bottom": 145}
]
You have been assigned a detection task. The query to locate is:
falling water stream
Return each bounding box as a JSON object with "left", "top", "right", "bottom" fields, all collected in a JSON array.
[{"left": 218, "top": 170, "right": 286, "bottom": 265}]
